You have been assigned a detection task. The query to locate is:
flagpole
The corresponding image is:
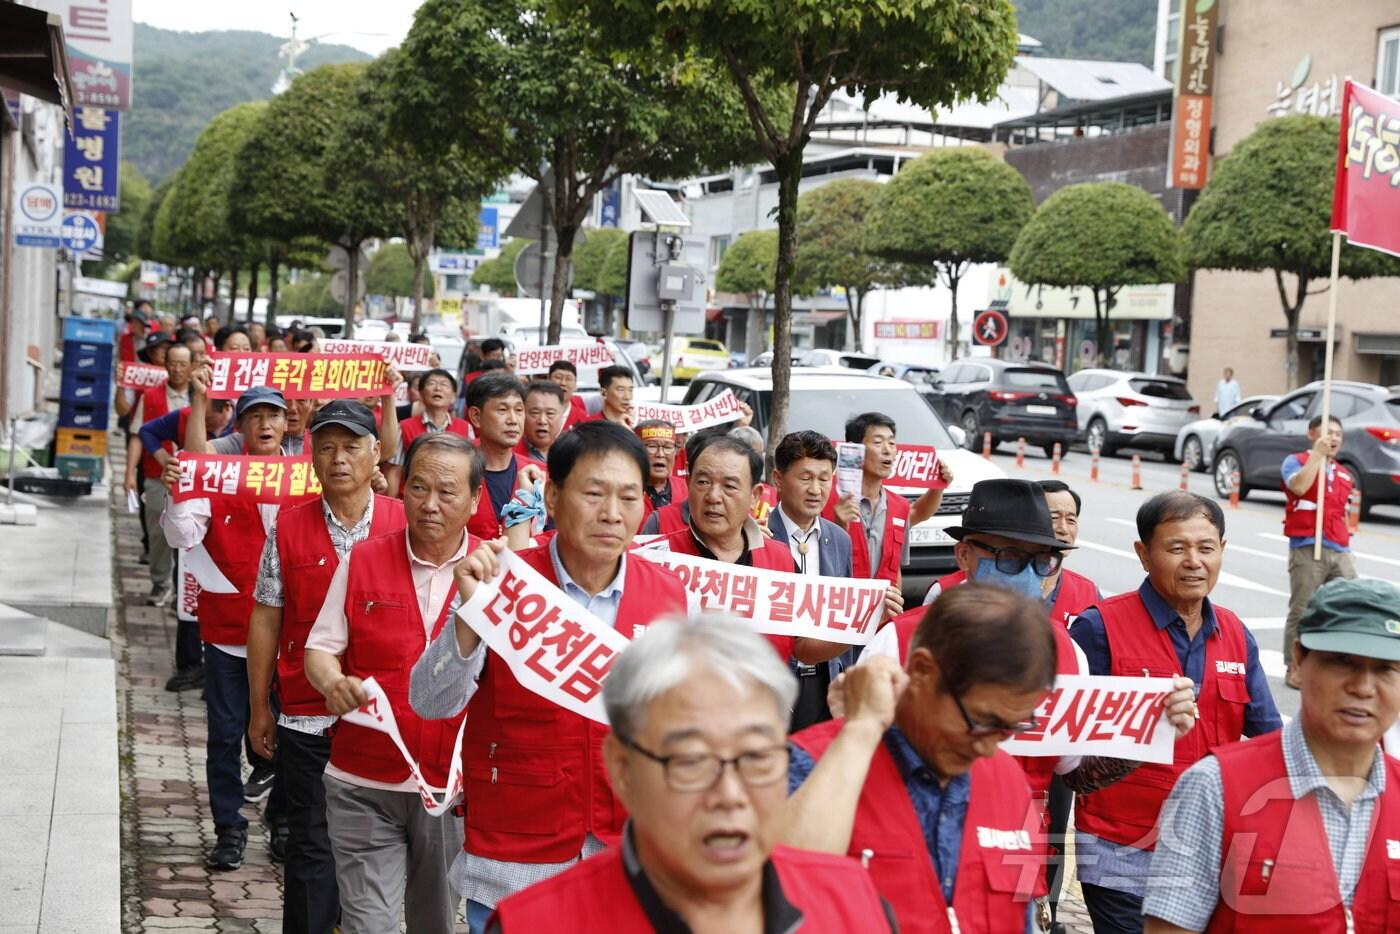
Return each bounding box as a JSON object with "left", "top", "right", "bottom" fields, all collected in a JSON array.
[{"left": 1313, "top": 231, "right": 1341, "bottom": 560}]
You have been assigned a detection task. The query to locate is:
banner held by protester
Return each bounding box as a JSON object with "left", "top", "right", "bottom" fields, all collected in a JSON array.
[
  {"left": 205, "top": 352, "right": 390, "bottom": 400},
  {"left": 1000, "top": 674, "right": 1177, "bottom": 763},
  {"left": 317, "top": 339, "right": 435, "bottom": 372},
  {"left": 172, "top": 452, "right": 324, "bottom": 504},
  {"left": 631, "top": 389, "right": 746, "bottom": 434}
]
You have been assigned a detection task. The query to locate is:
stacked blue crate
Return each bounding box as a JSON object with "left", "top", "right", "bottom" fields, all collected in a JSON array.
[{"left": 57, "top": 317, "right": 117, "bottom": 481}]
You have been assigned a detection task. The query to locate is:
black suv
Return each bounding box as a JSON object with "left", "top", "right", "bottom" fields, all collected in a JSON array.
[{"left": 924, "top": 358, "right": 1079, "bottom": 454}]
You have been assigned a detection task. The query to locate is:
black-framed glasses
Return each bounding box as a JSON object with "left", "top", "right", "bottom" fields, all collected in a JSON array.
[
  {"left": 618, "top": 734, "right": 790, "bottom": 792},
  {"left": 964, "top": 539, "right": 1062, "bottom": 578},
  {"left": 643, "top": 442, "right": 676, "bottom": 454},
  {"left": 947, "top": 684, "right": 1040, "bottom": 738}
]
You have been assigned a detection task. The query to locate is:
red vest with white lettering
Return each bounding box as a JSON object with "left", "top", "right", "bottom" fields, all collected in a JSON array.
[
  {"left": 640, "top": 476, "right": 688, "bottom": 520},
  {"left": 399, "top": 414, "right": 471, "bottom": 457},
  {"left": 467, "top": 452, "right": 538, "bottom": 541},
  {"left": 492, "top": 841, "right": 892, "bottom": 933},
  {"left": 274, "top": 495, "right": 406, "bottom": 716},
  {"left": 791, "top": 718, "right": 1043, "bottom": 934},
  {"left": 1074, "top": 591, "right": 1251, "bottom": 849},
  {"left": 1203, "top": 730, "right": 1400, "bottom": 933},
  {"left": 1282, "top": 452, "right": 1353, "bottom": 548},
  {"left": 461, "top": 544, "right": 689, "bottom": 863},
  {"left": 138, "top": 385, "right": 174, "bottom": 479},
  {"left": 196, "top": 497, "right": 268, "bottom": 645},
  {"left": 825, "top": 486, "right": 909, "bottom": 586},
  {"left": 329, "top": 531, "right": 474, "bottom": 787}
]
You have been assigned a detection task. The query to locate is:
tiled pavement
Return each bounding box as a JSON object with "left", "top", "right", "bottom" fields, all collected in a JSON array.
[{"left": 109, "top": 444, "right": 1095, "bottom": 933}]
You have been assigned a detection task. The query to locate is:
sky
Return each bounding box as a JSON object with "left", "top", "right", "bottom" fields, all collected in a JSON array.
[{"left": 132, "top": 0, "right": 425, "bottom": 55}]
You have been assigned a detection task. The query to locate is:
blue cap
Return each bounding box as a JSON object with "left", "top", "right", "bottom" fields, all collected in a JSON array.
[{"left": 235, "top": 386, "right": 288, "bottom": 418}]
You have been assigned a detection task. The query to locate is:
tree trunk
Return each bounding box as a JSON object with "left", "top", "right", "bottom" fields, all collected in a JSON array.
[
  {"left": 1273, "top": 269, "right": 1310, "bottom": 388},
  {"left": 228, "top": 268, "right": 241, "bottom": 323},
  {"left": 766, "top": 150, "right": 803, "bottom": 461},
  {"left": 1092, "top": 288, "right": 1106, "bottom": 367},
  {"left": 247, "top": 261, "right": 260, "bottom": 323},
  {"left": 945, "top": 269, "right": 961, "bottom": 361},
  {"left": 342, "top": 242, "right": 360, "bottom": 331},
  {"left": 410, "top": 222, "right": 434, "bottom": 335},
  {"left": 844, "top": 289, "right": 859, "bottom": 353},
  {"left": 548, "top": 221, "right": 579, "bottom": 345},
  {"left": 266, "top": 257, "right": 280, "bottom": 325},
  {"left": 210, "top": 270, "right": 222, "bottom": 319}
]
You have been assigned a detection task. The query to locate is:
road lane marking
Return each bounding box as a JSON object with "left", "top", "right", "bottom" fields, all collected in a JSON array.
[
  {"left": 1075, "top": 539, "right": 1289, "bottom": 597},
  {"left": 1257, "top": 532, "right": 1400, "bottom": 568}
]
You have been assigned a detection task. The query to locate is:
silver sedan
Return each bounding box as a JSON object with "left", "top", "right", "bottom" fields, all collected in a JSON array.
[{"left": 1174, "top": 395, "right": 1279, "bottom": 471}]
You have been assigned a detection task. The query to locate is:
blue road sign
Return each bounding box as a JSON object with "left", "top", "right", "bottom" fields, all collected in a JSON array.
[{"left": 61, "top": 213, "right": 101, "bottom": 252}]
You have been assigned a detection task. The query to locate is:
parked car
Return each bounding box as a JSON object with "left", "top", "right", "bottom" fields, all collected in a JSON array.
[
  {"left": 1067, "top": 368, "right": 1200, "bottom": 457},
  {"left": 750, "top": 350, "right": 802, "bottom": 369},
  {"left": 873, "top": 361, "right": 940, "bottom": 386},
  {"left": 274, "top": 315, "right": 348, "bottom": 339},
  {"left": 613, "top": 338, "right": 653, "bottom": 380},
  {"left": 1174, "top": 395, "right": 1279, "bottom": 472},
  {"left": 798, "top": 348, "right": 884, "bottom": 370},
  {"left": 1211, "top": 380, "right": 1400, "bottom": 515},
  {"left": 923, "top": 358, "right": 1079, "bottom": 455},
  {"left": 683, "top": 368, "right": 1006, "bottom": 597},
  {"left": 669, "top": 336, "right": 730, "bottom": 382}
]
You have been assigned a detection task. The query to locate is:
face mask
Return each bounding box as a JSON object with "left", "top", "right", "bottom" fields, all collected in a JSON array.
[{"left": 971, "top": 557, "right": 1044, "bottom": 601}]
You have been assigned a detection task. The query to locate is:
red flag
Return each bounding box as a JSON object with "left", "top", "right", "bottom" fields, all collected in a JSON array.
[{"left": 1331, "top": 80, "right": 1400, "bottom": 258}]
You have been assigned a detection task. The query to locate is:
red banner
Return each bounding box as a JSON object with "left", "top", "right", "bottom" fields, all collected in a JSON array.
[
  {"left": 206, "top": 352, "right": 390, "bottom": 400},
  {"left": 888, "top": 444, "right": 946, "bottom": 490},
  {"left": 171, "top": 453, "right": 323, "bottom": 503},
  {"left": 116, "top": 361, "right": 168, "bottom": 391},
  {"left": 1331, "top": 80, "right": 1400, "bottom": 258}
]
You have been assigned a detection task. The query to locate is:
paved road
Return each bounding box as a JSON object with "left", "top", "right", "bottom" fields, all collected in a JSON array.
[{"left": 989, "top": 444, "right": 1400, "bottom": 723}]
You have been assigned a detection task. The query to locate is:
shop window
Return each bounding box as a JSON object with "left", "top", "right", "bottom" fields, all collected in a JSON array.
[{"left": 1380, "top": 27, "right": 1400, "bottom": 97}]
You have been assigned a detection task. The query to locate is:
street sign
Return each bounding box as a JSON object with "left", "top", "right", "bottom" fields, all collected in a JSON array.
[
  {"left": 14, "top": 184, "right": 62, "bottom": 248},
  {"left": 1269, "top": 327, "right": 1326, "bottom": 340},
  {"left": 513, "top": 239, "right": 574, "bottom": 299},
  {"left": 326, "top": 246, "right": 369, "bottom": 272},
  {"left": 624, "top": 230, "right": 706, "bottom": 333},
  {"left": 1078, "top": 339, "right": 1096, "bottom": 365},
  {"left": 64, "top": 107, "right": 121, "bottom": 211},
  {"left": 61, "top": 212, "right": 101, "bottom": 252},
  {"left": 477, "top": 207, "right": 499, "bottom": 250},
  {"left": 330, "top": 270, "right": 366, "bottom": 305},
  {"left": 504, "top": 170, "right": 554, "bottom": 239},
  {"left": 972, "top": 309, "right": 1009, "bottom": 347}
]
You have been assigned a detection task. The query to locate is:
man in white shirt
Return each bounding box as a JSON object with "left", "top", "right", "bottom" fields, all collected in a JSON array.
[{"left": 1213, "top": 367, "right": 1242, "bottom": 416}]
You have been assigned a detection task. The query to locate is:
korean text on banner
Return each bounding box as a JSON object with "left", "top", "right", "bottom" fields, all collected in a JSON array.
[
  {"left": 456, "top": 550, "right": 628, "bottom": 725},
  {"left": 341, "top": 677, "right": 464, "bottom": 816},
  {"left": 117, "top": 362, "right": 168, "bottom": 391},
  {"left": 999, "top": 674, "right": 1176, "bottom": 764},
  {"left": 205, "top": 352, "right": 389, "bottom": 400},
  {"left": 515, "top": 343, "right": 616, "bottom": 374},
  {"left": 176, "top": 567, "right": 201, "bottom": 624},
  {"left": 889, "top": 444, "right": 947, "bottom": 490},
  {"left": 171, "top": 453, "right": 323, "bottom": 504},
  {"left": 631, "top": 389, "right": 746, "bottom": 433},
  {"left": 1331, "top": 80, "right": 1400, "bottom": 258},
  {"left": 633, "top": 550, "right": 887, "bottom": 646},
  {"left": 317, "top": 339, "right": 435, "bottom": 372}
]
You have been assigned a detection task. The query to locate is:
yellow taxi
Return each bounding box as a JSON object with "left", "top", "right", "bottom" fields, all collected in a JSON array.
[{"left": 669, "top": 336, "right": 730, "bottom": 381}]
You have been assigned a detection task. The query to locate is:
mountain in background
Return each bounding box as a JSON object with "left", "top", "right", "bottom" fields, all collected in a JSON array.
[
  {"left": 1013, "top": 0, "right": 1157, "bottom": 65},
  {"left": 125, "top": 23, "right": 370, "bottom": 184}
]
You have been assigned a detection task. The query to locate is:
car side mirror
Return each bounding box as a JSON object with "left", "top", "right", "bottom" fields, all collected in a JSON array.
[
  {"left": 1251, "top": 406, "right": 1266, "bottom": 421},
  {"left": 947, "top": 425, "right": 967, "bottom": 448}
]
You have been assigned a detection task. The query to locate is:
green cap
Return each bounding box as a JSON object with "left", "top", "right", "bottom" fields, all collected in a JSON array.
[{"left": 1297, "top": 579, "right": 1400, "bottom": 662}]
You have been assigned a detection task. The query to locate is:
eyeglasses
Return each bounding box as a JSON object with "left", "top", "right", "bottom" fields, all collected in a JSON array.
[
  {"left": 619, "top": 734, "right": 790, "bottom": 792},
  {"left": 946, "top": 684, "right": 1040, "bottom": 738},
  {"left": 643, "top": 442, "right": 676, "bottom": 454},
  {"left": 964, "top": 539, "right": 1062, "bottom": 578}
]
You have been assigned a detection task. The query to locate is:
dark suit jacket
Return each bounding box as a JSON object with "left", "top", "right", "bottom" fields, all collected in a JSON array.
[{"left": 768, "top": 511, "right": 853, "bottom": 577}]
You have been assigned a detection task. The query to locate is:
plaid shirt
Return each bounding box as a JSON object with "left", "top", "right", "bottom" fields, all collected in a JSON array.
[{"left": 1144, "top": 718, "right": 1385, "bottom": 930}]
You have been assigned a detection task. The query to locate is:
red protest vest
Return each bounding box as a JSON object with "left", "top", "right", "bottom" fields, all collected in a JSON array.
[
  {"left": 399, "top": 414, "right": 471, "bottom": 456},
  {"left": 462, "top": 544, "right": 688, "bottom": 863},
  {"left": 196, "top": 497, "right": 268, "bottom": 646},
  {"left": 273, "top": 495, "right": 406, "bottom": 716},
  {"left": 640, "top": 476, "right": 688, "bottom": 520},
  {"left": 329, "top": 530, "right": 474, "bottom": 787},
  {"left": 1203, "top": 730, "right": 1400, "bottom": 933},
  {"left": 1074, "top": 591, "right": 1251, "bottom": 850},
  {"left": 467, "top": 452, "right": 537, "bottom": 541},
  {"left": 492, "top": 841, "right": 892, "bottom": 933},
  {"left": 826, "top": 486, "right": 909, "bottom": 586},
  {"left": 562, "top": 395, "right": 588, "bottom": 431},
  {"left": 1282, "top": 452, "right": 1354, "bottom": 548},
  {"left": 751, "top": 482, "right": 778, "bottom": 528},
  {"left": 119, "top": 331, "right": 138, "bottom": 364},
  {"left": 791, "top": 718, "right": 1043, "bottom": 934},
  {"left": 1050, "top": 569, "right": 1101, "bottom": 629},
  {"left": 138, "top": 385, "right": 174, "bottom": 479}
]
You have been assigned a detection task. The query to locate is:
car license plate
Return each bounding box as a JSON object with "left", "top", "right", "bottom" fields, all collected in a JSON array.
[
  {"left": 1026, "top": 404, "right": 1057, "bottom": 415},
  {"left": 909, "top": 526, "right": 955, "bottom": 546}
]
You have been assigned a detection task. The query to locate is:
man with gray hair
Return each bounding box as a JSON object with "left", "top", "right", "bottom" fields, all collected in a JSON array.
[{"left": 488, "top": 616, "right": 894, "bottom": 931}]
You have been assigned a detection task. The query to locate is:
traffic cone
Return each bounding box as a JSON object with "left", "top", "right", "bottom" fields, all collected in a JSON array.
[
  {"left": 1016, "top": 437, "right": 1026, "bottom": 469},
  {"left": 1051, "top": 442, "right": 1062, "bottom": 475},
  {"left": 1130, "top": 454, "right": 1142, "bottom": 490},
  {"left": 1229, "top": 470, "right": 1241, "bottom": 510},
  {"left": 1090, "top": 450, "right": 1100, "bottom": 482},
  {"left": 1179, "top": 461, "right": 1190, "bottom": 491},
  {"left": 1348, "top": 488, "right": 1361, "bottom": 532},
  {"left": 982, "top": 431, "right": 992, "bottom": 460}
]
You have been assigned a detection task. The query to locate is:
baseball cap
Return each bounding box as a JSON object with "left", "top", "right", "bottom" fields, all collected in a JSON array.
[
  {"left": 126, "top": 309, "right": 150, "bottom": 326},
  {"left": 1298, "top": 579, "right": 1400, "bottom": 662},
  {"left": 144, "top": 332, "right": 172, "bottom": 349},
  {"left": 234, "top": 386, "right": 288, "bottom": 419},
  {"left": 309, "top": 400, "right": 377, "bottom": 437}
]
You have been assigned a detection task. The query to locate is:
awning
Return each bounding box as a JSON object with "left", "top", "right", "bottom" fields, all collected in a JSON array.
[
  {"left": 1354, "top": 332, "right": 1400, "bottom": 356},
  {"left": 0, "top": 6, "right": 74, "bottom": 124}
]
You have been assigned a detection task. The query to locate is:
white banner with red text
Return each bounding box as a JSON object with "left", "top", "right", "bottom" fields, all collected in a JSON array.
[
  {"left": 631, "top": 389, "right": 746, "bottom": 434},
  {"left": 515, "top": 343, "right": 615, "bottom": 374},
  {"left": 999, "top": 674, "right": 1177, "bottom": 763},
  {"left": 341, "top": 677, "right": 465, "bottom": 817},
  {"left": 317, "top": 339, "right": 435, "bottom": 372},
  {"left": 633, "top": 550, "right": 887, "bottom": 646}
]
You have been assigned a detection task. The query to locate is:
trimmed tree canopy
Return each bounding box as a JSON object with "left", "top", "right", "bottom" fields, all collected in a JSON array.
[
  {"left": 716, "top": 229, "right": 779, "bottom": 298},
  {"left": 472, "top": 239, "right": 531, "bottom": 296},
  {"left": 598, "top": 234, "right": 630, "bottom": 299},
  {"left": 166, "top": 101, "right": 267, "bottom": 271},
  {"left": 572, "top": 228, "right": 628, "bottom": 295},
  {"left": 366, "top": 243, "right": 435, "bottom": 299}
]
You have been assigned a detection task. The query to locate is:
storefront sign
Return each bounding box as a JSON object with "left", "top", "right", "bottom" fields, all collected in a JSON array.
[
  {"left": 31, "top": 0, "right": 134, "bottom": 109},
  {"left": 874, "top": 320, "right": 941, "bottom": 340},
  {"left": 1267, "top": 55, "right": 1340, "bottom": 119},
  {"left": 1169, "top": 0, "right": 1219, "bottom": 189},
  {"left": 64, "top": 107, "right": 120, "bottom": 211}
]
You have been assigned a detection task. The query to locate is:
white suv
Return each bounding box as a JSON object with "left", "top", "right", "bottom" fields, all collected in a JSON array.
[{"left": 1067, "top": 368, "right": 1201, "bottom": 457}]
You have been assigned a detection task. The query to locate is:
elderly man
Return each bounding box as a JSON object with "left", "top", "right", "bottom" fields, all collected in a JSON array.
[
  {"left": 1145, "top": 578, "right": 1400, "bottom": 932},
  {"left": 465, "top": 372, "right": 535, "bottom": 540},
  {"left": 410, "top": 421, "right": 691, "bottom": 932},
  {"left": 1070, "top": 491, "right": 1282, "bottom": 934},
  {"left": 160, "top": 386, "right": 288, "bottom": 871},
  {"left": 384, "top": 368, "right": 471, "bottom": 495},
  {"left": 245, "top": 401, "right": 406, "bottom": 933},
  {"left": 303, "top": 432, "right": 481, "bottom": 934},
  {"left": 635, "top": 419, "right": 686, "bottom": 517},
  {"left": 518, "top": 379, "right": 565, "bottom": 464},
  {"left": 489, "top": 617, "right": 894, "bottom": 931}
]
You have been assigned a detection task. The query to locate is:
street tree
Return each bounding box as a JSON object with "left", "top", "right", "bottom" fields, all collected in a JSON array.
[
  {"left": 229, "top": 63, "right": 398, "bottom": 328},
  {"left": 471, "top": 239, "right": 531, "bottom": 296},
  {"left": 1183, "top": 115, "right": 1400, "bottom": 385},
  {"left": 567, "top": 0, "right": 1020, "bottom": 451},
  {"left": 598, "top": 235, "right": 631, "bottom": 303},
  {"left": 717, "top": 229, "right": 779, "bottom": 352},
  {"left": 136, "top": 173, "right": 174, "bottom": 261},
  {"left": 1010, "top": 181, "right": 1185, "bottom": 366},
  {"left": 572, "top": 227, "right": 629, "bottom": 329},
  {"left": 796, "top": 179, "right": 911, "bottom": 353},
  {"left": 865, "top": 149, "right": 1034, "bottom": 356},
  {"left": 97, "top": 162, "right": 152, "bottom": 274},
  {"left": 366, "top": 243, "right": 436, "bottom": 300},
  {"left": 401, "top": 0, "right": 758, "bottom": 343}
]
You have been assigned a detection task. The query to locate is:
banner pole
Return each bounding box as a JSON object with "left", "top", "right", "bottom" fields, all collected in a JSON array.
[{"left": 1313, "top": 231, "right": 1342, "bottom": 560}]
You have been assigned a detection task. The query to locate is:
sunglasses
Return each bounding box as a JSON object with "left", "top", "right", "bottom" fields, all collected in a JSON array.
[{"left": 964, "top": 539, "right": 1062, "bottom": 577}]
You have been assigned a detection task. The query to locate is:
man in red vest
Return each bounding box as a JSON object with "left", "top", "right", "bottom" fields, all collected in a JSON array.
[
  {"left": 383, "top": 368, "right": 472, "bottom": 495},
  {"left": 518, "top": 379, "right": 565, "bottom": 464},
  {"left": 1070, "top": 491, "right": 1282, "bottom": 933},
  {"left": 548, "top": 360, "right": 590, "bottom": 430},
  {"left": 1281, "top": 414, "right": 1357, "bottom": 689},
  {"left": 159, "top": 386, "right": 289, "bottom": 872},
  {"left": 409, "top": 420, "right": 691, "bottom": 932},
  {"left": 489, "top": 616, "right": 894, "bottom": 932},
  {"left": 636, "top": 419, "right": 686, "bottom": 518},
  {"left": 1144, "top": 579, "right": 1400, "bottom": 933},
  {"left": 589, "top": 364, "right": 635, "bottom": 426},
  {"left": 303, "top": 431, "right": 482, "bottom": 934},
  {"left": 785, "top": 584, "right": 1056, "bottom": 933},
  {"left": 118, "top": 305, "right": 150, "bottom": 364},
  {"left": 465, "top": 372, "right": 535, "bottom": 540},
  {"left": 245, "top": 400, "right": 406, "bottom": 933}
]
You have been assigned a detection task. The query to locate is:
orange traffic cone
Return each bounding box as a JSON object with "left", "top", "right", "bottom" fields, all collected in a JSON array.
[
  {"left": 1130, "top": 454, "right": 1142, "bottom": 490},
  {"left": 982, "top": 431, "right": 992, "bottom": 460},
  {"left": 1015, "top": 437, "right": 1026, "bottom": 469},
  {"left": 1051, "top": 442, "right": 1062, "bottom": 475},
  {"left": 1178, "top": 461, "right": 1190, "bottom": 491},
  {"left": 1229, "top": 470, "right": 1241, "bottom": 509},
  {"left": 1090, "top": 450, "right": 1100, "bottom": 482},
  {"left": 1348, "top": 489, "right": 1361, "bottom": 532}
]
